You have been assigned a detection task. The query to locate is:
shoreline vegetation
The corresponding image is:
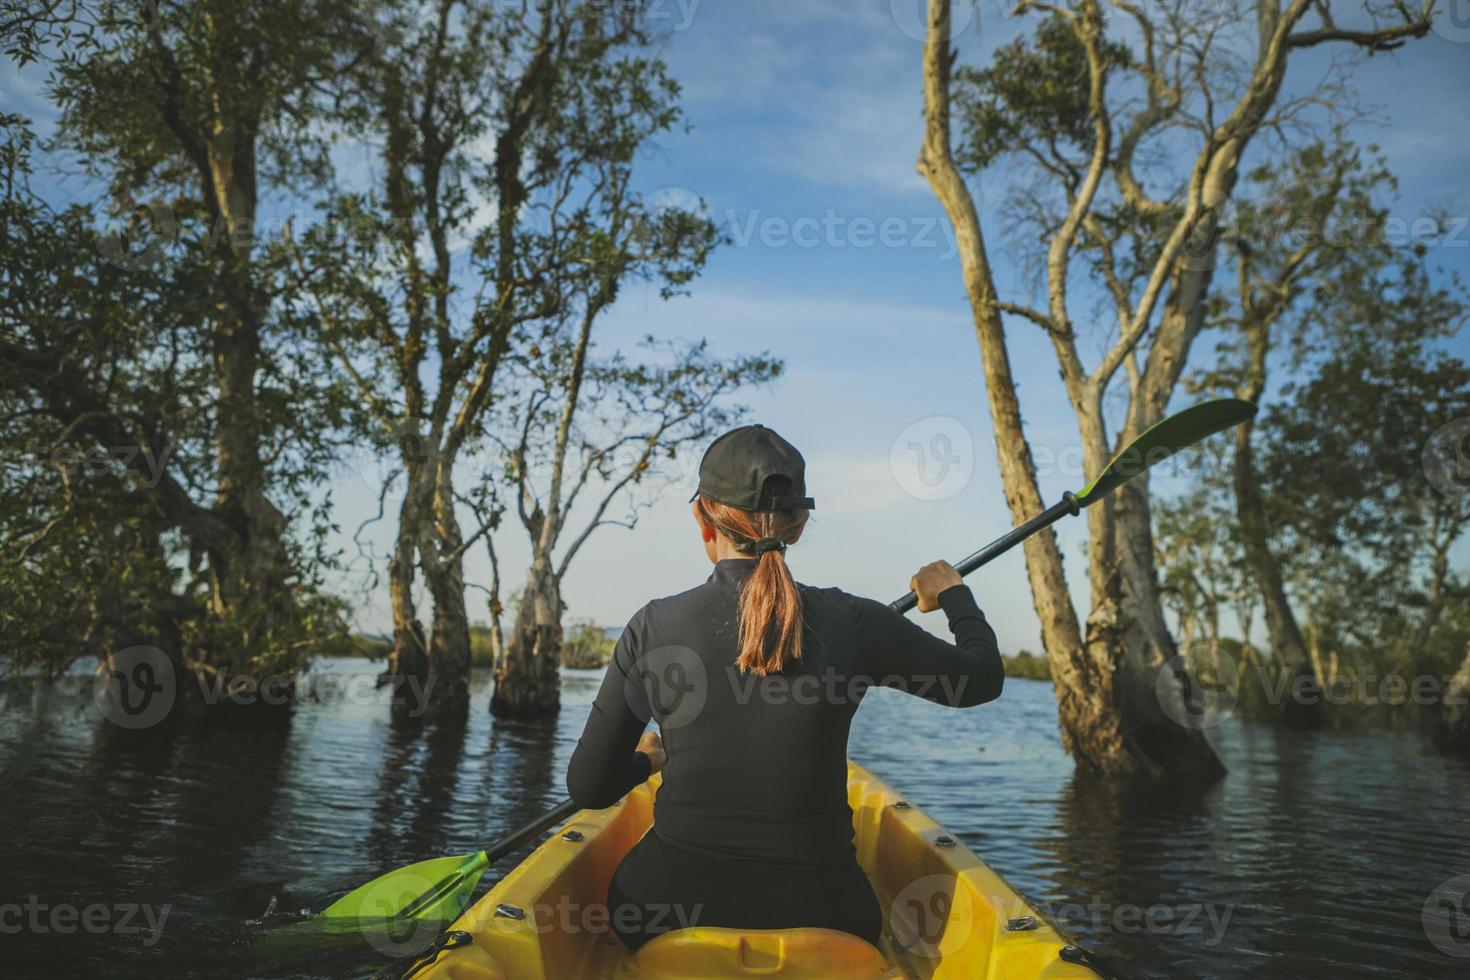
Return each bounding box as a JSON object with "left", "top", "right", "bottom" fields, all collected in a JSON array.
[
  {"left": 346, "top": 621, "right": 619, "bottom": 670},
  {"left": 344, "top": 630, "right": 1058, "bottom": 679}
]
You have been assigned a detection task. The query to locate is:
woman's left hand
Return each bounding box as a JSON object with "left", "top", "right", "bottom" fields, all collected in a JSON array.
[{"left": 636, "top": 730, "right": 666, "bottom": 774}]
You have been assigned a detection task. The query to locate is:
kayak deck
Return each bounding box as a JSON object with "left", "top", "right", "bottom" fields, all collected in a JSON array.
[{"left": 412, "top": 762, "right": 1101, "bottom": 979}]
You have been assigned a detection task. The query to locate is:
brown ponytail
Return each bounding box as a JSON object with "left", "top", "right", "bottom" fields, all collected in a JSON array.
[{"left": 697, "top": 496, "right": 808, "bottom": 675}]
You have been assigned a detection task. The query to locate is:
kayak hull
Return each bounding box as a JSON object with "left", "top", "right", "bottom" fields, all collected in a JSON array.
[{"left": 410, "top": 762, "right": 1101, "bottom": 979}]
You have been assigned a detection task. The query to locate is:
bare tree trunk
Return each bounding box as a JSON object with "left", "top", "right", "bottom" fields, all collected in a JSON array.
[
  {"left": 1095, "top": 285, "right": 1227, "bottom": 778},
  {"left": 383, "top": 464, "right": 430, "bottom": 716},
  {"left": 485, "top": 535, "right": 507, "bottom": 672},
  {"left": 1109, "top": 478, "right": 1226, "bottom": 778},
  {"left": 491, "top": 558, "right": 563, "bottom": 718},
  {"left": 489, "top": 295, "right": 596, "bottom": 717},
  {"left": 917, "top": 0, "right": 1217, "bottom": 781},
  {"left": 424, "top": 474, "right": 472, "bottom": 715}
]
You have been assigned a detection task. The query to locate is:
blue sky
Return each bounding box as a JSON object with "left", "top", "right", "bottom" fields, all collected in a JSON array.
[{"left": 6, "top": 1, "right": 1469, "bottom": 653}]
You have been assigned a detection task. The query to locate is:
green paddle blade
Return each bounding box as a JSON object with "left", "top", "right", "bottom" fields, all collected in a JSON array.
[
  {"left": 320, "top": 850, "right": 490, "bottom": 923},
  {"left": 251, "top": 851, "right": 491, "bottom": 964},
  {"left": 1074, "top": 398, "right": 1256, "bottom": 508}
]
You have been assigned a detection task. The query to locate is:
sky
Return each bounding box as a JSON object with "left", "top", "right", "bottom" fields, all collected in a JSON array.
[{"left": 6, "top": 1, "right": 1470, "bottom": 653}]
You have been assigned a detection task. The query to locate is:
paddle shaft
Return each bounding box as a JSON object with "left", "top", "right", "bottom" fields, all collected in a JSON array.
[
  {"left": 484, "top": 797, "right": 579, "bottom": 863},
  {"left": 890, "top": 491, "right": 1080, "bottom": 614}
]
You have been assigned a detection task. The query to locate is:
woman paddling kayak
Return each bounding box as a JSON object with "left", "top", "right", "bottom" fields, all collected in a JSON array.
[{"left": 565, "top": 423, "right": 1005, "bottom": 951}]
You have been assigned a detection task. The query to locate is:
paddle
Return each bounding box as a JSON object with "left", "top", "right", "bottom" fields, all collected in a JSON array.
[
  {"left": 297, "top": 397, "right": 1254, "bottom": 941},
  {"left": 892, "top": 396, "right": 1257, "bottom": 612},
  {"left": 291, "top": 798, "right": 579, "bottom": 941}
]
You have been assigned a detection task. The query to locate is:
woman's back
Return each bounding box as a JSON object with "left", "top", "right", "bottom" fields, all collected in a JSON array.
[
  {"left": 567, "top": 559, "right": 1002, "bottom": 861},
  {"left": 563, "top": 424, "right": 1003, "bottom": 949}
]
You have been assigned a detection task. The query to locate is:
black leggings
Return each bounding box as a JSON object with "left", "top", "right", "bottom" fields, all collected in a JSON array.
[{"left": 606, "top": 831, "right": 883, "bottom": 952}]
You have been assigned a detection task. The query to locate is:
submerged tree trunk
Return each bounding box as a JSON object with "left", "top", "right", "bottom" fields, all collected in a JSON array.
[
  {"left": 1435, "top": 644, "right": 1470, "bottom": 758},
  {"left": 383, "top": 464, "right": 430, "bottom": 717},
  {"left": 423, "top": 474, "right": 473, "bottom": 716},
  {"left": 1096, "top": 283, "right": 1227, "bottom": 779},
  {"left": 491, "top": 558, "right": 563, "bottom": 718},
  {"left": 1231, "top": 316, "right": 1320, "bottom": 727},
  {"left": 1107, "top": 478, "right": 1226, "bottom": 778}
]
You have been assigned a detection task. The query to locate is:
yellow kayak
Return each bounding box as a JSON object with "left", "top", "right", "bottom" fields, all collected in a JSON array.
[{"left": 409, "top": 762, "right": 1104, "bottom": 979}]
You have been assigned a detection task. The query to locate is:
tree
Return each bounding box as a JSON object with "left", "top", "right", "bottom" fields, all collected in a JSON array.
[
  {"left": 1154, "top": 492, "right": 1253, "bottom": 655},
  {"left": 2, "top": 1, "right": 356, "bottom": 692},
  {"left": 1256, "top": 331, "right": 1470, "bottom": 682},
  {"left": 293, "top": 0, "right": 715, "bottom": 717},
  {"left": 1203, "top": 138, "right": 1406, "bottom": 724},
  {"left": 1, "top": 118, "right": 200, "bottom": 677},
  {"left": 483, "top": 335, "right": 779, "bottom": 717},
  {"left": 917, "top": 0, "right": 1435, "bottom": 778}
]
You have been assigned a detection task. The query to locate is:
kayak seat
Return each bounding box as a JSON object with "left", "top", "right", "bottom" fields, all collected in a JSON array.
[{"left": 630, "top": 926, "right": 898, "bottom": 979}]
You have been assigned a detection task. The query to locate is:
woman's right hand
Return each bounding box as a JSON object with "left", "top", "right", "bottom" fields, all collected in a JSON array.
[
  {"left": 910, "top": 560, "right": 963, "bottom": 613},
  {"left": 636, "top": 730, "right": 666, "bottom": 774}
]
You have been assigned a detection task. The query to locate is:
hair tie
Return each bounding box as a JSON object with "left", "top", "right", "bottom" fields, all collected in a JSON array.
[{"left": 751, "top": 537, "right": 787, "bottom": 556}]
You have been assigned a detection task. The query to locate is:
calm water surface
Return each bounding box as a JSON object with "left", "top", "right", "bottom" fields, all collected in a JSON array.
[{"left": 2, "top": 659, "right": 1466, "bottom": 978}]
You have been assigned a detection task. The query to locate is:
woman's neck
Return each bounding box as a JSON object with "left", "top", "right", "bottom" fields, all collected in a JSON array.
[{"left": 713, "top": 538, "right": 752, "bottom": 562}]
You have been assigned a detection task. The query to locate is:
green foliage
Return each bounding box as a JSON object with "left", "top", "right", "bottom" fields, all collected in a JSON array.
[
  {"left": 953, "top": 12, "right": 1128, "bottom": 173},
  {"left": 1, "top": 2, "right": 362, "bottom": 683},
  {"left": 1003, "top": 650, "right": 1052, "bottom": 681},
  {"left": 560, "top": 621, "right": 616, "bottom": 670},
  {"left": 1154, "top": 492, "right": 1253, "bottom": 646},
  {"left": 1258, "top": 333, "right": 1470, "bottom": 670}
]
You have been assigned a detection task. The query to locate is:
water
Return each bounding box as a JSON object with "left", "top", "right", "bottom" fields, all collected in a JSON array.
[{"left": 1, "top": 660, "right": 1466, "bottom": 978}]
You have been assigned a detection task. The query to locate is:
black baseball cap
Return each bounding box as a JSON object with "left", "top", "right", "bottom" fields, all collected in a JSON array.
[{"left": 689, "top": 424, "right": 815, "bottom": 512}]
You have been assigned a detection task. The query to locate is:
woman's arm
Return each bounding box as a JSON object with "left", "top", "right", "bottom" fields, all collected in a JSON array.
[
  {"left": 565, "top": 610, "right": 657, "bottom": 809},
  {"left": 854, "top": 563, "right": 1004, "bottom": 708}
]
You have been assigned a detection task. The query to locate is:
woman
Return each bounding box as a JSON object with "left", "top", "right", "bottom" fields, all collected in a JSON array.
[{"left": 566, "top": 423, "right": 1004, "bottom": 951}]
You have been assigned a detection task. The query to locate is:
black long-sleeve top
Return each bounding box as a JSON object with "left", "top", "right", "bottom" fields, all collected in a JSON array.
[{"left": 565, "top": 558, "right": 1004, "bottom": 867}]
